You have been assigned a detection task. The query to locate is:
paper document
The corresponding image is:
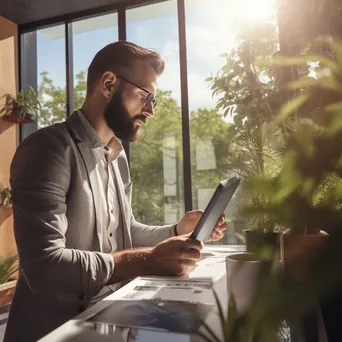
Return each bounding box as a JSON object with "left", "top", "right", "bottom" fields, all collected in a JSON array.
[{"left": 120, "top": 277, "right": 214, "bottom": 303}]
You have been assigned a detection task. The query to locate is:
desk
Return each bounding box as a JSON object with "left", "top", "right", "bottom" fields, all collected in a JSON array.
[{"left": 39, "top": 245, "right": 244, "bottom": 342}]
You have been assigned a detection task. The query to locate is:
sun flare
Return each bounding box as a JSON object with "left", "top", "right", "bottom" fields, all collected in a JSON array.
[{"left": 236, "top": 0, "right": 275, "bottom": 23}]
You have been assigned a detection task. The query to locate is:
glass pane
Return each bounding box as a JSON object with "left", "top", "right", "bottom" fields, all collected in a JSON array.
[
  {"left": 37, "top": 24, "right": 66, "bottom": 128},
  {"left": 185, "top": 0, "right": 278, "bottom": 244},
  {"left": 127, "top": 0, "right": 184, "bottom": 225},
  {"left": 72, "top": 13, "right": 118, "bottom": 110}
]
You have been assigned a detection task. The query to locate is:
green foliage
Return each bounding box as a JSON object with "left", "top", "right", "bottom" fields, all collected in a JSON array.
[
  {"left": 246, "top": 38, "right": 342, "bottom": 234},
  {"left": 208, "top": 21, "right": 294, "bottom": 233},
  {"left": 194, "top": 38, "right": 342, "bottom": 342},
  {"left": 0, "top": 186, "right": 11, "bottom": 207},
  {"left": 130, "top": 90, "right": 183, "bottom": 224},
  {"left": 38, "top": 71, "right": 67, "bottom": 125},
  {"left": 0, "top": 86, "right": 41, "bottom": 119},
  {"left": 38, "top": 70, "right": 87, "bottom": 126},
  {"left": 130, "top": 91, "right": 232, "bottom": 225},
  {"left": 0, "top": 255, "right": 18, "bottom": 284},
  {"left": 209, "top": 22, "right": 280, "bottom": 130},
  {"left": 190, "top": 108, "right": 232, "bottom": 204}
]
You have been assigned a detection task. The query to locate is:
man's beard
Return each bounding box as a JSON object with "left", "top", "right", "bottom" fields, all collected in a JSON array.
[{"left": 104, "top": 90, "right": 145, "bottom": 143}]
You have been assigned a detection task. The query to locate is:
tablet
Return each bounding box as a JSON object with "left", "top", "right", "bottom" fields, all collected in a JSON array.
[{"left": 190, "top": 176, "right": 240, "bottom": 242}]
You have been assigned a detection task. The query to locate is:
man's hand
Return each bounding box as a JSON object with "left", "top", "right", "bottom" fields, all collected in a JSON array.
[
  {"left": 150, "top": 236, "right": 203, "bottom": 276},
  {"left": 176, "top": 210, "right": 227, "bottom": 242},
  {"left": 110, "top": 236, "right": 203, "bottom": 284}
]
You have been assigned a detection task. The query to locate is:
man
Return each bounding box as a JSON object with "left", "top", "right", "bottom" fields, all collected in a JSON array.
[{"left": 4, "top": 41, "right": 226, "bottom": 342}]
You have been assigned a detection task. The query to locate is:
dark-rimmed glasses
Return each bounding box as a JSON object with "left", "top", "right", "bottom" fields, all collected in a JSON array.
[{"left": 116, "top": 75, "right": 157, "bottom": 109}]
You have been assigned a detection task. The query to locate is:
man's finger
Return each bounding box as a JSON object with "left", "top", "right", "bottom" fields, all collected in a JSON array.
[
  {"left": 215, "top": 223, "right": 227, "bottom": 231},
  {"left": 186, "top": 209, "right": 203, "bottom": 219},
  {"left": 182, "top": 248, "right": 201, "bottom": 261},
  {"left": 210, "top": 229, "right": 224, "bottom": 241},
  {"left": 183, "top": 238, "right": 204, "bottom": 251},
  {"left": 217, "top": 215, "right": 225, "bottom": 225}
]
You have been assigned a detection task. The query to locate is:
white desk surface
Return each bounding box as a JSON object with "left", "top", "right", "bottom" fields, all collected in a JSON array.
[{"left": 39, "top": 245, "right": 244, "bottom": 342}]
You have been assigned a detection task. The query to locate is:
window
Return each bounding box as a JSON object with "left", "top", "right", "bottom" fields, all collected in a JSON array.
[
  {"left": 72, "top": 13, "right": 119, "bottom": 110},
  {"left": 37, "top": 25, "right": 66, "bottom": 128},
  {"left": 185, "top": 0, "right": 278, "bottom": 244},
  {"left": 127, "top": 0, "right": 184, "bottom": 225}
]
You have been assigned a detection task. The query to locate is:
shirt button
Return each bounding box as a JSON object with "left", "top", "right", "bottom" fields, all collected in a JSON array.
[
  {"left": 110, "top": 233, "right": 113, "bottom": 237},
  {"left": 110, "top": 209, "right": 113, "bottom": 214}
]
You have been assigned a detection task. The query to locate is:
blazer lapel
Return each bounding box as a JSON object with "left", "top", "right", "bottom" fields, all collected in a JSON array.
[
  {"left": 66, "top": 112, "right": 104, "bottom": 251},
  {"left": 112, "top": 160, "right": 133, "bottom": 249}
]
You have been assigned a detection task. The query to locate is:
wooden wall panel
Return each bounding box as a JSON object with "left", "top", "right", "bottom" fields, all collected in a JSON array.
[{"left": 0, "top": 16, "right": 19, "bottom": 257}]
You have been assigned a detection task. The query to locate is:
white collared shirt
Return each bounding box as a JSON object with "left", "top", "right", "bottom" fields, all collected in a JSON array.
[{"left": 77, "top": 110, "right": 123, "bottom": 253}]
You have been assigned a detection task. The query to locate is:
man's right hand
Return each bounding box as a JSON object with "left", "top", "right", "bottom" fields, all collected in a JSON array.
[
  {"left": 110, "top": 237, "right": 203, "bottom": 284},
  {"left": 149, "top": 236, "right": 203, "bottom": 277}
]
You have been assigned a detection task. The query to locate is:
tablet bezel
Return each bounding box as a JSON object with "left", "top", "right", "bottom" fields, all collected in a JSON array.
[{"left": 190, "top": 176, "right": 240, "bottom": 242}]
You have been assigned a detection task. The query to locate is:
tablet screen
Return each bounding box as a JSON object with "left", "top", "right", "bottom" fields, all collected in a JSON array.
[{"left": 190, "top": 176, "right": 240, "bottom": 242}]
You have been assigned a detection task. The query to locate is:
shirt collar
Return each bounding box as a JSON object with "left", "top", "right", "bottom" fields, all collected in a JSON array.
[{"left": 77, "top": 110, "right": 123, "bottom": 159}]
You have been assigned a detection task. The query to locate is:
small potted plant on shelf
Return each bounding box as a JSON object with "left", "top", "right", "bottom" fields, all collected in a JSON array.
[
  {"left": 0, "top": 255, "right": 18, "bottom": 310},
  {"left": 0, "top": 86, "right": 41, "bottom": 124},
  {"left": 0, "top": 186, "right": 12, "bottom": 209}
]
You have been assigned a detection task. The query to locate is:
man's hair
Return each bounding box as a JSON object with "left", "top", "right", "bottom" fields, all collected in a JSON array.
[{"left": 86, "top": 41, "right": 165, "bottom": 93}]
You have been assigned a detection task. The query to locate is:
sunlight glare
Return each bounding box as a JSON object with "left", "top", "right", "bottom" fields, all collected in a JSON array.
[{"left": 237, "top": 0, "right": 275, "bottom": 23}]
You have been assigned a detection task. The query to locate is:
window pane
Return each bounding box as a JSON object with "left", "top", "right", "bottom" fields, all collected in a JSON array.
[
  {"left": 185, "top": 0, "right": 278, "bottom": 244},
  {"left": 127, "top": 0, "right": 184, "bottom": 225},
  {"left": 72, "top": 13, "right": 118, "bottom": 109},
  {"left": 37, "top": 25, "right": 66, "bottom": 128}
]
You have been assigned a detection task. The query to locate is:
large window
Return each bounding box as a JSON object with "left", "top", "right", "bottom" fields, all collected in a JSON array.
[
  {"left": 127, "top": 0, "right": 184, "bottom": 225},
  {"left": 37, "top": 25, "right": 66, "bottom": 128},
  {"left": 72, "top": 13, "right": 119, "bottom": 110}
]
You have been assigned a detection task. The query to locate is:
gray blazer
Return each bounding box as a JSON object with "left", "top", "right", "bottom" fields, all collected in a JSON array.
[{"left": 4, "top": 112, "right": 172, "bottom": 342}]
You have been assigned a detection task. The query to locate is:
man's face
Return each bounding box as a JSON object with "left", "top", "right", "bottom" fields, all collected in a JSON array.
[{"left": 104, "top": 63, "right": 157, "bottom": 143}]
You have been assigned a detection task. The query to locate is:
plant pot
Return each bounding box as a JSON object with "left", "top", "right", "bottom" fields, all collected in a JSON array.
[
  {"left": 0, "top": 280, "right": 16, "bottom": 311},
  {"left": 226, "top": 253, "right": 272, "bottom": 312},
  {"left": 245, "top": 229, "right": 281, "bottom": 254},
  {"left": 2, "top": 111, "right": 35, "bottom": 124},
  {"left": 281, "top": 232, "right": 329, "bottom": 282},
  {"left": 0, "top": 204, "right": 12, "bottom": 209}
]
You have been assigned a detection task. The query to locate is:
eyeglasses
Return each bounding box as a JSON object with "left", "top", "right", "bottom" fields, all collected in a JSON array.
[{"left": 116, "top": 75, "right": 157, "bottom": 109}]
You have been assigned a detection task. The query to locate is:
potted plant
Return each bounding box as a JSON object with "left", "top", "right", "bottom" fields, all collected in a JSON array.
[
  {"left": 0, "top": 186, "right": 12, "bottom": 209},
  {"left": 0, "top": 255, "right": 18, "bottom": 310},
  {"left": 192, "top": 38, "right": 342, "bottom": 338},
  {"left": 208, "top": 21, "right": 291, "bottom": 254},
  {"left": 0, "top": 86, "right": 41, "bottom": 124},
  {"left": 247, "top": 37, "right": 342, "bottom": 280},
  {"left": 227, "top": 127, "right": 284, "bottom": 255}
]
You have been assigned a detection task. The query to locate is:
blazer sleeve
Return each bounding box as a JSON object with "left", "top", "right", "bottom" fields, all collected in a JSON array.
[{"left": 10, "top": 127, "right": 114, "bottom": 300}]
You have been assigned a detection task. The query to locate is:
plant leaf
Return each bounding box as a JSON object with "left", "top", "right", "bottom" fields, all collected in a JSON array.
[{"left": 271, "top": 93, "right": 310, "bottom": 127}]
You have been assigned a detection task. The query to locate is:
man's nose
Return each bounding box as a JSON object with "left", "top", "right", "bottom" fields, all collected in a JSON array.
[{"left": 142, "top": 101, "right": 155, "bottom": 117}]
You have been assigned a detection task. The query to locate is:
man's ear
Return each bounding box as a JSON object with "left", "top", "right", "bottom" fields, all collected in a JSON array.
[{"left": 101, "top": 72, "right": 117, "bottom": 99}]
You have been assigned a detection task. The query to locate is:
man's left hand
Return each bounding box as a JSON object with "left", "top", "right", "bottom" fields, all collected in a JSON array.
[{"left": 176, "top": 210, "right": 227, "bottom": 242}]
